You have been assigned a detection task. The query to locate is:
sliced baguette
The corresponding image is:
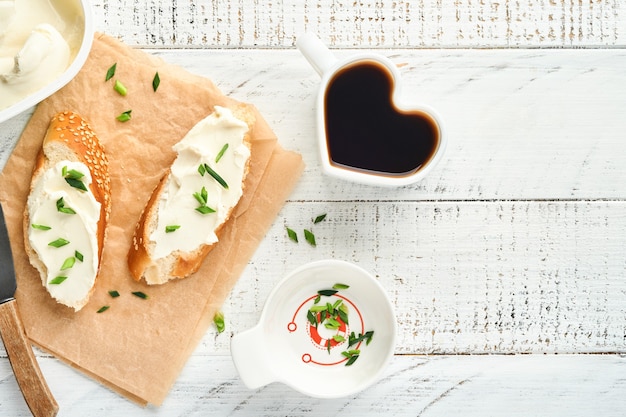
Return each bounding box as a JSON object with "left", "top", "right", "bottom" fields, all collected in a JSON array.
[
  {"left": 128, "top": 105, "right": 254, "bottom": 285},
  {"left": 24, "top": 111, "right": 111, "bottom": 311}
]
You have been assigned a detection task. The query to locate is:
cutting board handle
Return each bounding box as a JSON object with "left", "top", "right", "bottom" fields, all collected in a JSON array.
[{"left": 0, "top": 300, "right": 59, "bottom": 417}]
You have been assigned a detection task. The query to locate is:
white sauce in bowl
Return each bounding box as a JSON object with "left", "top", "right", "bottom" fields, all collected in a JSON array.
[{"left": 0, "top": 0, "right": 84, "bottom": 110}]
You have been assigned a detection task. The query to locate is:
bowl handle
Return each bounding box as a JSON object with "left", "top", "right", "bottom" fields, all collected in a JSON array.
[{"left": 231, "top": 325, "right": 277, "bottom": 389}]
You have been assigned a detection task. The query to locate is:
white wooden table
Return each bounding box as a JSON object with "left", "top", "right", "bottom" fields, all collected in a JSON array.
[{"left": 2, "top": 1, "right": 626, "bottom": 415}]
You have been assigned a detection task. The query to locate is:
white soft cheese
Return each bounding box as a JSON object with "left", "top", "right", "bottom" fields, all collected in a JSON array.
[
  {"left": 150, "top": 106, "right": 251, "bottom": 259},
  {"left": 0, "top": 0, "right": 81, "bottom": 110},
  {"left": 27, "top": 160, "right": 101, "bottom": 308}
]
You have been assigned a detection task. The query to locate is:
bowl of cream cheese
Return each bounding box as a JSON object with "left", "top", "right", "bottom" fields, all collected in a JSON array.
[{"left": 0, "top": 0, "right": 93, "bottom": 123}]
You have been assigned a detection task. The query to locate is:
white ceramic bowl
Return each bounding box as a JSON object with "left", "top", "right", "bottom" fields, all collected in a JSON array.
[
  {"left": 0, "top": 0, "right": 93, "bottom": 123},
  {"left": 231, "top": 259, "right": 396, "bottom": 398}
]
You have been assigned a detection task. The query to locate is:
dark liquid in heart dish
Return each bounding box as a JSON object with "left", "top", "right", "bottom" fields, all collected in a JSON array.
[{"left": 324, "top": 61, "right": 439, "bottom": 176}]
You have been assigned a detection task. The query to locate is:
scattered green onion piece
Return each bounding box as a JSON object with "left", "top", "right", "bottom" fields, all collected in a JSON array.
[
  {"left": 97, "top": 306, "right": 110, "bottom": 313},
  {"left": 65, "top": 177, "right": 88, "bottom": 192},
  {"left": 338, "top": 304, "right": 349, "bottom": 324},
  {"left": 152, "top": 71, "right": 160, "bottom": 92},
  {"left": 56, "top": 197, "right": 76, "bottom": 214},
  {"left": 132, "top": 291, "right": 148, "bottom": 299},
  {"left": 197, "top": 164, "right": 206, "bottom": 176},
  {"left": 75, "top": 251, "right": 84, "bottom": 262},
  {"left": 215, "top": 143, "right": 229, "bottom": 163},
  {"left": 63, "top": 167, "right": 84, "bottom": 180},
  {"left": 286, "top": 227, "right": 298, "bottom": 243},
  {"left": 203, "top": 163, "right": 228, "bottom": 189},
  {"left": 105, "top": 63, "right": 116, "bottom": 81},
  {"left": 345, "top": 353, "right": 360, "bottom": 366},
  {"left": 333, "top": 283, "right": 349, "bottom": 290},
  {"left": 196, "top": 205, "right": 215, "bottom": 215},
  {"left": 213, "top": 312, "right": 225, "bottom": 333},
  {"left": 313, "top": 213, "right": 327, "bottom": 224},
  {"left": 31, "top": 224, "right": 51, "bottom": 231},
  {"left": 114, "top": 80, "right": 127, "bottom": 96},
  {"left": 304, "top": 229, "right": 316, "bottom": 246},
  {"left": 314, "top": 294, "right": 321, "bottom": 304},
  {"left": 306, "top": 310, "right": 317, "bottom": 327},
  {"left": 108, "top": 290, "right": 120, "bottom": 298},
  {"left": 49, "top": 276, "right": 67, "bottom": 285},
  {"left": 332, "top": 335, "right": 346, "bottom": 343},
  {"left": 116, "top": 110, "right": 132, "bottom": 122},
  {"left": 60, "top": 257, "right": 75, "bottom": 270},
  {"left": 165, "top": 225, "right": 180, "bottom": 233},
  {"left": 309, "top": 305, "right": 327, "bottom": 313},
  {"left": 48, "top": 238, "right": 69, "bottom": 248},
  {"left": 317, "top": 289, "right": 338, "bottom": 297}
]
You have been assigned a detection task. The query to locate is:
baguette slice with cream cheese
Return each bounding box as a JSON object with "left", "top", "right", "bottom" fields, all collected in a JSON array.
[
  {"left": 24, "top": 111, "right": 111, "bottom": 311},
  {"left": 128, "top": 105, "right": 254, "bottom": 285}
]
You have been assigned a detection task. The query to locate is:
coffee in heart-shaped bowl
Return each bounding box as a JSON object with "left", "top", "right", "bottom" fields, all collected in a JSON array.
[{"left": 324, "top": 60, "right": 440, "bottom": 177}]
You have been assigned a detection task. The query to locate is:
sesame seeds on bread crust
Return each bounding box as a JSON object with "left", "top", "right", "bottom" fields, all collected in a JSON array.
[{"left": 23, "top": 111, "right": 111, "bottom": 311}]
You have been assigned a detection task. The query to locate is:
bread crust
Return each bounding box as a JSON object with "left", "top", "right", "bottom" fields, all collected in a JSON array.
[
  {"left": 128, "top": 105, "right": 254, "bottom": 285},
  {"left": 23, "top": 111, "right": 111, "bottom": 310}
]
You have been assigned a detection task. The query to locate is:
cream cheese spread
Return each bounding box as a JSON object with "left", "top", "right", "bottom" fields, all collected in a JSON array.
[
  {"left": 27, "top": 160, "right": 100, "bottom": 308},
  {"left": 150, "top": 106, "right": 251, "bottom": 259},
  {"left": 0, "top": 0, "right": 82, "bottom": 110}
]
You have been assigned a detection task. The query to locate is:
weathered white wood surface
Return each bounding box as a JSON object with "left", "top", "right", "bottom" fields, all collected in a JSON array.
[
  {"left": 2, "top": 354, "right": 626, "bottom": 416},
  {"left": 92, "top": 0, "right": 626, "bottom": 48},
  {"left": 1, "top": 1, "right": 626, "bottom": 416}
]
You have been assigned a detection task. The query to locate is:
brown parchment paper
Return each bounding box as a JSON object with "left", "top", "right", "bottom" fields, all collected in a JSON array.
[{"left": 0, "top": 33, "right": 304, "bottom": 405}]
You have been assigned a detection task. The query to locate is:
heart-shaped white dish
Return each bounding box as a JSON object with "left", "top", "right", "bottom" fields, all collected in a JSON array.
[{"left": 297, "top": 33, "right": 446, "bottom": 187}]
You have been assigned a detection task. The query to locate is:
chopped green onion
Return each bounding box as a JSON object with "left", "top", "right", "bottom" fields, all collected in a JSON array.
[
  {"left": 197, "top": 164, "right": 206, "bottom": 176},
  {"left": 97, "top": 306, "right": 110, "bottom": 313},
  {"left": 317, "top": 289, "right": 337, "bottom": 297},
  {"left": 49, "top": 276, "right": 67, "bottom": 285},
  {"left": 304, "top": 229, "right": 316, "bottom": 246},
  {"left": 108, "top": 290, "right": 120, "bottom": 298},
  {"left": 332, "top": 334, "right": 346, "bottom": 343},
  {"left": 132, "top": 291, "right": 148, "bottom": 299},
  {"left": 56, "top": 197, "right": 76, "bottom": 214},
  {"left": 193, "top": 186, "right": 208, "bottom": 205},
  {"left": 203, "top": 163, "right": 228, "bottom": 189},
  {"left": 313, "top": 213, "right": 327, "bottom": 224},
  {"left": 48, "top": 238, "right": 69, "bottom": 248},
  {"left": 62, "top": 167, "right": 84, "bottom": 180},
  {"left": 152, "top": 71, "right": 160, "bottom": 92},
  {"left": 314, "top": 295, "right": 321, "bottom": 304},
  {"left": 309, "top": 305, "right": 328, "bottom": 313},
  {"left": 196, "top": 205, "right": 215, "bottom": 215},
  {"left": 114, "top": 80, "right": 127, "bottom": 96},
  {"left": 333, "top": 283, "right": 350, "bottom": 290},
  {"left": 75, "top": 251, "right": 84, "bottom": 262},
  {"left": 213, "top": 312, "right": 225, "bottom": 333},
  {"left": 31, "top": 224, "right": 51, "bottom": 231},
  {"left": 165, "top": 225, "right": 180, "bottom": 233},
  {"left": 215, "top": 143, "right": 229, "bottom": 163},
  {"left": 116, "top": 110, "right": 132, "bottom": 122},
  {"left": 60, "top": 257, "right": 75, "bottom": 270},
  {"left": 306, "top": 310, "right": 317, "bottom": 327},
  {"left": 105, "top": 63, "right": 116, "bottom": 81},
  {"left": 65, "top": 177, "right": 88, "bottom": 192},
  {"left": 286, "top": 227, "right": 298, "bottom": 243}
]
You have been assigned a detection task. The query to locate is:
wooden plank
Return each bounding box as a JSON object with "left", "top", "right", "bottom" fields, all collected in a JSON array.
[
  {"left": 217, "top": 200, "right": 626, "bottom": 355},
  {"left": 2, "top": 354, "right": 626, "bottom": 416},
  {"left": 92, "top": 0, "right": 626, "bottom": 48},
  {"left": 151, "top": 49, "right": 626, "bottom": 201}
]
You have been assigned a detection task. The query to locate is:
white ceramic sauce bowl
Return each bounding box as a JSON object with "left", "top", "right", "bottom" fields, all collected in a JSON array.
[
  {"left": 0, "top": 0, "right": 93, "bottom": 123},
  {"left": 231, "top": 259, "right": 396, "bottom": 398}
]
